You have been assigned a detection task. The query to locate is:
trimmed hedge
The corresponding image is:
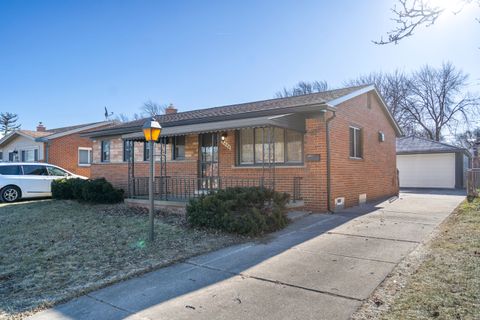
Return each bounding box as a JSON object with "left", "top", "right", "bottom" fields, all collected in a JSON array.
[
  {"left": 52, "top": 178, "right": 124, "bottom": 204},
  {"left": 186, "top": 187, "right": 290, "bottom": 236}
]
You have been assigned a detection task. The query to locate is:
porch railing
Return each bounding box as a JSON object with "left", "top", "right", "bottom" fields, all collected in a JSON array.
[{"left": 130, "top": 176, "right": 303, "bottom": 203}]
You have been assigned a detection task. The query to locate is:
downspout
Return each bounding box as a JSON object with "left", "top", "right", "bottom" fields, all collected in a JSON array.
[
  {"left": 45, "top": 141, "right": 50, "bottom": 163},
  {"left": 325, "top": 110, "right": 336, "bottom": 213}
]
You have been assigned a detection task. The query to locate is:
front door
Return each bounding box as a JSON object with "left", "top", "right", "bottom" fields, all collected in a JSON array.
[{"left": 199, "top": 133, "right": 219, "bottom": 190}]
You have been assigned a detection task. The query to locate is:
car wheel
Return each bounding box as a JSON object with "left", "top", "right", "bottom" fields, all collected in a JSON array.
[{"left": 1, "top": 186, "right": 21, "bottom": 203}]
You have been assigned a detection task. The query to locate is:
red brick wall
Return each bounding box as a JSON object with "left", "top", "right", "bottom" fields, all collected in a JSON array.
[
  {"left": 47, "top": 133, "right": 94, "bottom": 177},
  {"left": 328, "top": 92, "right": 399, "bottom": 209},
  {"left": 90, "top": 91, "right": 398, "bottom": 212}
]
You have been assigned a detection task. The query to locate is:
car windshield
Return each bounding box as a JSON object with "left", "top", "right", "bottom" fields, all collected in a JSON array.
[
  {"left": 22, "top": 165, "right": 48, "bottom": 176},
  {"left": 47, "top": 166, "right": 68, "bottom": 177},
  {"left": 0, "top": 165, "right": 22, "bottom": 175}
]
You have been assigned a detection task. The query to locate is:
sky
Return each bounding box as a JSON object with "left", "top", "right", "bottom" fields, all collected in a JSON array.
[{"left": 0, "top": 0, "right": 479, "bottom": 130}]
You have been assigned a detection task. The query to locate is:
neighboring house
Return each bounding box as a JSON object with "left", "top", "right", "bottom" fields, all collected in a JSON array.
[
  {"left": 84, "top": 85, "right": 402, "bottom": 212},
  {"left": 397, "top": 136, "right": 471, "bottom": 189},
  {"left": 0, "top": 121, "right": 114, "bottom": 177}
]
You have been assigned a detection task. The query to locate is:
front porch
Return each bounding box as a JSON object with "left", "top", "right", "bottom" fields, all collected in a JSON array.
[
  {"left": 123, "top": 123, "right": 306, "bottom": 208},
  {"left": 126, "top": 175, "right": 304, "bottom": 208}
]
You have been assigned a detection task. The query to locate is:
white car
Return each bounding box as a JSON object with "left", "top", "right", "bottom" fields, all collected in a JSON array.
[{"left": 0, "top": 163, "right": 87, "bottom": 202}]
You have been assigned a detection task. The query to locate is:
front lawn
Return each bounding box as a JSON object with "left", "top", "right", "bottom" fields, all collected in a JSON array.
[
  {"left": 0, "top": 200, "right": 243, "bottom": 319},
  {"left": 382, "top": 198, "right": 480, "bottom": 320}
]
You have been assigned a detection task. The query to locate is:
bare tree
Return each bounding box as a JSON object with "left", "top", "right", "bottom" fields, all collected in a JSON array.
[
  {"left": 0, "top": 112, "right": 21, "bottom": 136},
  {"left": 275, "top": 80, "right": 329, "bottom": 98},
  {"left": 115, "top": 112, "right": 143, "bottom": 123},
  {"left": 455, "top": 127, "right": 480, "bottom": 149},
  {"left": 376, "top": 0, "right": 479, "bottom": 45},
  {"left": 141, "top": 100, "right": 167, "bottom": 117},
  {"left": 405, "top": 62, "right": 479, "bottom": 141}
]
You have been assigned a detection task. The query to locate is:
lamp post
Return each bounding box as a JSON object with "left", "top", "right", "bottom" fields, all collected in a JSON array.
[{"left": 142, "top": 118, "right": 162, "bottom": 241}]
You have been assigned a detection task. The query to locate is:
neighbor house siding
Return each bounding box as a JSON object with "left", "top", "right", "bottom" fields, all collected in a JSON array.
[{"left": 0, "top": 135, "right": 44, "bottom": 161}]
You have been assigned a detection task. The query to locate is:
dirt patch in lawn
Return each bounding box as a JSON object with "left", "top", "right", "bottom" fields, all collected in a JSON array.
[
  {"left": 352, "top": 198, "right": 480, "bottom": 320},
  {"left": 0, "top": 200, "right": 245, "bottom": 320}
]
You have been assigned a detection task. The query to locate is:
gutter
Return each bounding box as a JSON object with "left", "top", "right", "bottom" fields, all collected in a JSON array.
[{"left": 325, "top": 109, "right": 336, "bottom": 213}]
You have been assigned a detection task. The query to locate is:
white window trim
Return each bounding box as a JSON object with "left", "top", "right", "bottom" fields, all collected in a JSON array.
[
  {"left": 78, "top": 147, "right": 93, "bottom": 166},
  {"left": 349, "top": 126, "right": 363, "bottom": 160},
  {"left": 18, "top": 147, "right": 39, "bottom": 162}
]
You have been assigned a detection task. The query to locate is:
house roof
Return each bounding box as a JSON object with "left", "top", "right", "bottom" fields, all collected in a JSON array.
[
  {"left": 0, "top": 121, "right": 114, "bottom": 147},
  {"left": 397, "top": 136, "right": 468, "bottom": 155},
  {"left": 16, "top": 130, "right": 52, "bottom": 139},
  {"left": 84, "top": 84, "right": 403, "bottom": 138}
]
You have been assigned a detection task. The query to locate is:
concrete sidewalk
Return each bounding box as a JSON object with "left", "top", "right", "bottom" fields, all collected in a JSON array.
[{"left": 29, "top": 190, "right": 465, "bottom": 320}]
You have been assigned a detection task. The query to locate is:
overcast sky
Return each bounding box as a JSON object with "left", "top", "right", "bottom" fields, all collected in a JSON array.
[{"left": 0, "top": 0, "right": 478, "bottom": 130}]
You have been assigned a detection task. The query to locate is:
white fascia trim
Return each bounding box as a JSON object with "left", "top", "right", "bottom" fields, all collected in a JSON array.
[
  {"left": 326, "top": 85, "right": 403, "bottom": 136},
  {"left": 36, "top": 121, "right": 114, "bottom": 141}
]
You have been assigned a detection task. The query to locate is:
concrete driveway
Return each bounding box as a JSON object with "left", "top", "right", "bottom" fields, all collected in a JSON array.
[{"left": 29, "top": 190, "right": 465, "bottom": 320}]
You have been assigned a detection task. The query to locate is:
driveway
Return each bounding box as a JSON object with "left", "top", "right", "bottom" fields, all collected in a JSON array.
[{"left": 29, "top": 190, "right": 465, "bottom": 320}]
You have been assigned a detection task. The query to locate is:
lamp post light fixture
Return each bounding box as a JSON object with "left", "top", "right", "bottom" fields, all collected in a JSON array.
[{"left": 142, "top": 118, "right": 162, "bottom": 242}]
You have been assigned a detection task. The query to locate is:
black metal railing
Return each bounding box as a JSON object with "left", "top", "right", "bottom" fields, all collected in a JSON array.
[{"left": 130, "top": 176, "right": 303, "bottom": 202}]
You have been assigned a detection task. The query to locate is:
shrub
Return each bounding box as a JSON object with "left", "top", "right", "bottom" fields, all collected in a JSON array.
[
  {"left": 51, "top": 178, "right": 87, "bottom": 199},
  {"left": 186, "top": 187, "right": 290, "bottom": 236},
  {"left": 51, "top": 178, "right": 124, "bottom": 204},
  {"left": 81, "top": 178, "right": 124, "bottom": 204}
]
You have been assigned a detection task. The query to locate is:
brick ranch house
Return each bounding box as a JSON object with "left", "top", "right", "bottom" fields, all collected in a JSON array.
[
  {"left": 0, "top": 121, "right": 113, "bottom": 177},
  {"left": 84, "top": 85, "right": 402, "bottom": 212}
]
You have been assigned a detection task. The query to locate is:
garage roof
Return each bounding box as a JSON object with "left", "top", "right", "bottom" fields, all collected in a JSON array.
[{"left": 397, "top": 136, "right": 469, "bottom": 155}]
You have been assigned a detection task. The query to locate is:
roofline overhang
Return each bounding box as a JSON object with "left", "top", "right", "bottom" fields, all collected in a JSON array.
[
  {"left": 82, "top": 104, "right": 332, "bottom": 139},
  {"left": 35, "top": 121, "right": 114, "bottom": 142},
  {"left": 0, "top": 131, "right": 40, "bottom": 147},
  {"left": 122, "top": 113, "right": 308, "bottom": 141},
  {"left": 397, "top": 150, "right": 471, "bottom": 157}
]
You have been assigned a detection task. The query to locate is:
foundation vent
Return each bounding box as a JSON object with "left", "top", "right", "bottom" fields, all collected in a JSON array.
[
  {"left": 334, "top": 197, "right": 345, "bottom": 212},
  {"left": 359, "top": 193, "right": 367, "bottom": 205}
]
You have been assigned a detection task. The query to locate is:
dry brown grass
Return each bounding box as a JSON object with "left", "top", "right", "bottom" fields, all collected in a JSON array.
[
  {"left": 380, "top": 199, "right": 480, "bottom": 320},
  {"left": 0, "top": 200, "right": 244, "bottom": 319}
]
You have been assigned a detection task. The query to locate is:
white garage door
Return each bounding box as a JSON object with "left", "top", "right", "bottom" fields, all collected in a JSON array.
[{"left": 397, "top": 153, "right": 456, "bottom": 188}]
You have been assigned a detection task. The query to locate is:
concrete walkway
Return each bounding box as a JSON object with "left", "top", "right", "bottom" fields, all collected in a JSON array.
[{"left": 29, "top": 190, "right": 465, "bottom": 320}]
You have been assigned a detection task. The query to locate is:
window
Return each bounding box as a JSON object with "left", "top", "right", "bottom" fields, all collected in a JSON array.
[
  {"left": 286, "top": 130, "right": 303, "bottom": 162},
  {"left": 101, "top": 140, "right": 110, "bottom": 162},
  {"left": 20, "top": 149, "right": 38, "bottom": 162},
  {"left": 172, "top": 136, "right": 186, "bottom": 160},
  {"left": 349, "top": 127, "right": 363, "bottom": 159},
  {"left": 47, "top": 166, "right": 68, "bottom": 177},
  {"left": 123, "top": 140, "right": 133, "bottom": 162},
  {"left": 238, "top": 128, "right": 303, "bottom": 165},
  {"left": 22, "top": 165, "right": 48, "bottom": 175},
  {"left": 0, "top": 152, "right": 3, "bottom": 161},
  {"left": 143, "top": 142, "right": 151, "bottom": 161},
  {"left": 0, "top": 165, "right": 21, "bottom": 175},
  {"left": 240, "top": 128, "right": 254, "bottom": 164},
  {"left": 78, "top": 148, "right": 92, "bottom": 166},
  {"left": 8, "top": 152, "right": 16, "bottom": 162}
]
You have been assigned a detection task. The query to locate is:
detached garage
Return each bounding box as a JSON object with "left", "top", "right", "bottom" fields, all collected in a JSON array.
[{"left": 397, "top": 136, "right": 470, "bottom": 189}]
